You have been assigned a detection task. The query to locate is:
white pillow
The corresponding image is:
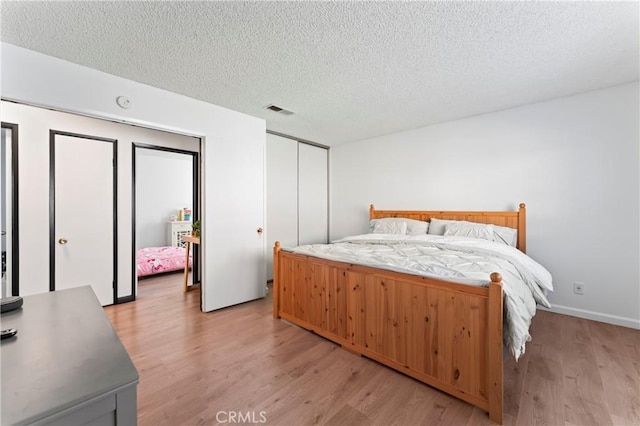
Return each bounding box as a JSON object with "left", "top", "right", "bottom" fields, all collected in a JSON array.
[
  {"left": 430, "top": 218, "right": 518, "bottom": 247},
  {"left": 427, "top": 218, "right": 457, "bottom": 235},
  {"left": 444, "top": 222, "right": 495, "bottom": 241},
  {"left": 369, "top": 218, "right": 428, "bottom": 235},
  {"left": 371, "top": 220, "right": 408, "bottom": 235},
  {"left": 493, "top": 225, "right": 518, "bottom": 247}
]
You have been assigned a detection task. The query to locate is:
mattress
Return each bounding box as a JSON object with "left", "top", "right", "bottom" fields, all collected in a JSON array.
[{"left": 137, "top": 246, "right": 192, "bottom": 277}]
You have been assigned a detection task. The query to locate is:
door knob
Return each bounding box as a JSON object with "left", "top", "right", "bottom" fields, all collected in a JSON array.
[
  {"left": 58, "top": 238, "right": 68, "bottom": 245},
  {"left": 256, "top": 227, "right": 263, "bottom": 235}
]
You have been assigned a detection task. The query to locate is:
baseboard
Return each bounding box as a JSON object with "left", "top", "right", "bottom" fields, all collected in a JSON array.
[{"left": 538, "top": 304, "right": 640, "bottom": 329}]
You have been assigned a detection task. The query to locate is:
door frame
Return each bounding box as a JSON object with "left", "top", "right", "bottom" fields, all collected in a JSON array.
[
  {"left": 49, "top": 130, "right": 118, "bottom": 304},
  {"left": 131, "top": 143, "right": 200, "bottom": 303},
  {"left": 1, "top": 122, "right": 19, "bottom": 296}
]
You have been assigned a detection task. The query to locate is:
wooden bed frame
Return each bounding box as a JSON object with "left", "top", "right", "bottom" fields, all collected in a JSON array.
[{"left": 272, "top": 203, "right": 527, "bottom": 424}]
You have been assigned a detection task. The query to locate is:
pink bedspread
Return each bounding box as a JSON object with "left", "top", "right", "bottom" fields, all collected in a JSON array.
[{"left": 137, "top": 246, "right": 192, "bottom": 277}]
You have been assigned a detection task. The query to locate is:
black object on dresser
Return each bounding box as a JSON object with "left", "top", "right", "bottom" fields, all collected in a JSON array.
[{"left": 0, "top": 295, "right": 23, "bottom": 313}]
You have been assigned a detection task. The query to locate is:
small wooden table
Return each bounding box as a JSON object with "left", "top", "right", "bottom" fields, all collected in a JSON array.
[{"left": 182, "top": 234, "right": 200, "bottom": 292}]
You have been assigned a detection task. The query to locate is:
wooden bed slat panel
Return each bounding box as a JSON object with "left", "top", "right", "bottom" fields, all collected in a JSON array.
[
  {"left": 293, "top": 259, "right": 308, "bottom": 322},
  {"left": 347, "top": 271, "right": 366, "bottom": 348},
  {"left": 308, "top": 261, "right": 325, "bottom": 329},
  {"left": 326, "top": 266, "right": 348, "bottom": 339}
]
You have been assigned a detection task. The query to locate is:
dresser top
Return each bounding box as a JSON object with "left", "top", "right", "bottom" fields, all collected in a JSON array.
[{"left": 0, "top": 287, "right": 139, "bottom": 425}]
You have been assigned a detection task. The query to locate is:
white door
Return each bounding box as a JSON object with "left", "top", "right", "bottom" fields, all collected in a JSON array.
[
  {"left": 298, "top": 143, "right": 329, "bottom": 245},
  {"left": 53, "top": 132, "right": 115, "bottom": 306},
  {"left": 266, "top": 134, "right": 298, "bottom": 280},
  {"left": 204, "top": 132, "right": 265, "bottom": 311}
]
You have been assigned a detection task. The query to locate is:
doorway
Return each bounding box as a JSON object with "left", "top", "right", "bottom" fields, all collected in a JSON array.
[
  {"left": 132, "top": 144, "right": 200, "bottom": 302},
  {"left": 1, "top": 122, "right": 19, "bottom": 297},
  {"left": 3, "top": 100, "right": 203, "bottom": 304}
]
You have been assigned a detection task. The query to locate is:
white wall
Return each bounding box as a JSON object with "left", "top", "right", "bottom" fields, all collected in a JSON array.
[
  {"left": 331, "top": 82, "right": 640, "bottom": 329},
  {"left": 1, "top": 43, "right": 266, "bottom": 311},
  {"left": 137, "top": 149, "right": 194, "bottom": 249}
]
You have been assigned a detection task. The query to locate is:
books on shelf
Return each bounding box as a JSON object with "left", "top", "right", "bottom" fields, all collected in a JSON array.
[{"left": 178, "top": 208, "right": 192, "bottom": 222}]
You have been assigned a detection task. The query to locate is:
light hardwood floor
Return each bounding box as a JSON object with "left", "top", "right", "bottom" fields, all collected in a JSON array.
[{"left": 104, "top": 274, "right": 639, "bottom": 426}]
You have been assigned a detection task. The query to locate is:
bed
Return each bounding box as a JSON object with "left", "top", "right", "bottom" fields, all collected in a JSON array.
[
  {"left": 136, "top": 246, "right": 192, "bottom": 278},
  {"left": 272, "top": 203, "right": 552, "bottom": 424}
]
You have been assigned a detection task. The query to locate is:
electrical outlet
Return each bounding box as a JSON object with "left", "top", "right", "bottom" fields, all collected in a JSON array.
[{"left": 574, "top": 282, "right": 585, "bottom": 295}]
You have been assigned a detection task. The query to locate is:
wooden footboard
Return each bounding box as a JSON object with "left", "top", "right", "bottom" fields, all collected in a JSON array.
[{"left": 273, "top": 242, "right": 504, "bottom": 424}]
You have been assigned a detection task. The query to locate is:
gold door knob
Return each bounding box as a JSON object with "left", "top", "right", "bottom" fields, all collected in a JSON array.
[
  {"left": 58, "top": 238, "right": 68, "bottom": 245},
  {"left": 256, "top": 227, "right": 263, "bottom": 234}
]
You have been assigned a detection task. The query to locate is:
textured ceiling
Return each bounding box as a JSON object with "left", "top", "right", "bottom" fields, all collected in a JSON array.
[{"left": 1, "top": 1, "right": 638, "bottom": 146}]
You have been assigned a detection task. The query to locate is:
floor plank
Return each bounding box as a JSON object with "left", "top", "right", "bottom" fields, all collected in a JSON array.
[
  {"left": 104, "top": 274, "right": 640, "bottom": 425},
  {"left": 560, "top": 316, "right": 612, "bottom": 426},
  {"left": 588, "top": 320, "right": 639, "bottom": 425}
]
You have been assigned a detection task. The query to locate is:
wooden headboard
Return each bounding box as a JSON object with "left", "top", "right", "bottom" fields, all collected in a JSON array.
[{"left": 369, "top": 203, "right": 527, "bottom": 253}]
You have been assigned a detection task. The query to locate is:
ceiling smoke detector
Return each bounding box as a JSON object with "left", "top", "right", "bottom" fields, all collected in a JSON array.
[{"left": 264, "top": 104, "right": 294, "bottom": 115}]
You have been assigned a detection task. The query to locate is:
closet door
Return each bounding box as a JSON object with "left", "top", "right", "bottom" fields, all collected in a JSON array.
[
  {"left": 266, "top": 134, "right": 298, "bottom": 280},
  {"left": 298, "top": 144, "right": 328, "bottom": 245},
  {"left": 52, "top": 132, "right": 116, "bottom": 306}
]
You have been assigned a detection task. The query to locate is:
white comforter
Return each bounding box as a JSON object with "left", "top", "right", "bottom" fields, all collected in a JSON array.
[{"left": 289, "top": 234, "right": 553, "bottom": 360}]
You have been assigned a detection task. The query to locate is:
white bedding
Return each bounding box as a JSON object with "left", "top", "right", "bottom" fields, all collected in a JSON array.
[{"left": 289, "top": 233, "right": 553, "bottom": 360}]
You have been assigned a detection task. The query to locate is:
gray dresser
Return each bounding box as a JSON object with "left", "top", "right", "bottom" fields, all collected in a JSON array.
[{"left": 1, "top": 286, "right": 139, "bottom": 425}]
